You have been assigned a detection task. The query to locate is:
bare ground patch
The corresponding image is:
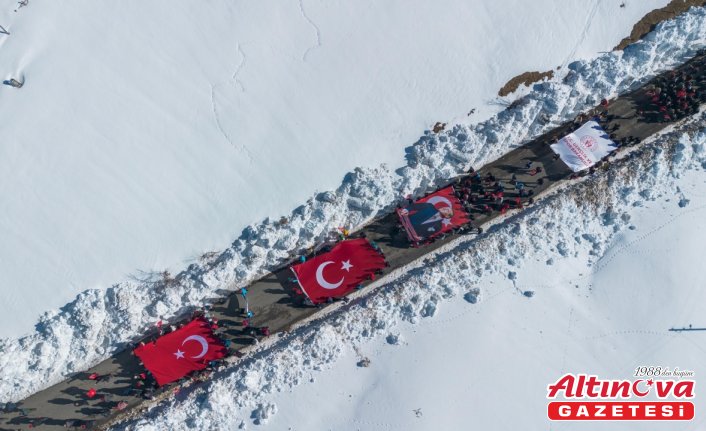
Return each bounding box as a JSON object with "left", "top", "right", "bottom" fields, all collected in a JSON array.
[
  {"left": 614, "top": 0, "right": 706, "bottom": 50},
  {"left": 498, "top": 0, "right": 706, "bottom": 97},
  {"left": 498, "top": 70, "right": 554, "bottom": 97}
]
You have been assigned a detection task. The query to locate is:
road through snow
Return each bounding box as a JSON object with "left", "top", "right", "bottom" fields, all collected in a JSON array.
[
  {"left": 0, "top": 0, "right": 669, "bottom": 336},
  {"left": 1, "top": 1, "right": 705, "bottom": 413},
  {"left": 118, "top": 115, "right": 706, "bottom": 431}
]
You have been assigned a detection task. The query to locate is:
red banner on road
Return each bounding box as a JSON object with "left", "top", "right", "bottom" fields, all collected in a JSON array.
[
  {"left": 292, "top": 238, "right": 387, "bottom": 304},
  {"left": 133, "top": 318, "right": 227, "bottom": 386},
  {"left": 397, "top": 186, "right": 470, "bottom": 243}
]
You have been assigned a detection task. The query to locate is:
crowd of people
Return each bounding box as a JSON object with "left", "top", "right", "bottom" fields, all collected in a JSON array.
[
  {"left": 94, "top": 54, "right": 706, "bottom": 425},
  {"left": 638, "top": 61, "right": 705, "bottom": 123},
  {"left": 452, "top": 166, "right": 538, "bottom": 221},
  {"left": 5, "top": 49, "right": 706, "bottom": 431}
]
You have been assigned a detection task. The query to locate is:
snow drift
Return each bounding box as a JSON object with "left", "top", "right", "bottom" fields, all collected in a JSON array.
[
  {"left": 1, "top": 6, "right": 706, "bottom": 404},
  {"left": 115, "top": 113, "right": 706, "bottom": 430},
  {"left": 0, "top": 0, "right": 670, "bottom": 337}
]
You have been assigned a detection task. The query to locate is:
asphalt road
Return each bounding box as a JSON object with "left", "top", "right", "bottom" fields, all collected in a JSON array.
[{"left": 2, "top": 51, "right": 704, "bottom": 431}]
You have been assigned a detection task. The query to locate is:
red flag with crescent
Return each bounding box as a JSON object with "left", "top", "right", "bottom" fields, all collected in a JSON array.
[
  {"left": 396, "top": 186, "right": 470, "bottom": 243},
  {"left": 291, "top": 238, "right": 387, "bottom": 304},
  {"left": 133, "top": 317, "right": 227, "bottom": 386}
]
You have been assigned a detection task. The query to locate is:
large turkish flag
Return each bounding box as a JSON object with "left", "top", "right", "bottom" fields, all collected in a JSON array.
[
  {"left": 397, "top": 186, "right": 470, "bottom": 242},
  {"left": 291, "top": 238, "right": 387, "bottom": 304},
  {"left": 133, "top": 317, "right": 227, "bottom": 386}
]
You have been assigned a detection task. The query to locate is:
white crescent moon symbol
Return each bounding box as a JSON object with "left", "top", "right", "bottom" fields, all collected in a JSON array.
[
  {"left": 182, "top": 335, "right": 209, "bottom": 359},
  {"left": 315, "top": 261, "right": 344, "bottom": 290},
  {"left": 426, "top": 196, "right": 453, "bottom": 210}
]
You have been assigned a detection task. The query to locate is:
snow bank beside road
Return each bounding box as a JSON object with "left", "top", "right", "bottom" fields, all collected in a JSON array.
[
  {"left": 0, "top": 0, "right": 670, "bottom": 337},
  {"left": 116, "top": 117, "right": 706, "bottom": 430},
  {"left": 2, "top": 6, "right": 706, "bottom": 404}
]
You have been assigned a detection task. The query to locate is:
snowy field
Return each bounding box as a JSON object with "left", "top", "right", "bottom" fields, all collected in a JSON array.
[
  {"left": 0, "top": 0, "right": 670, "bottom": 337},
  {"left": 118, "top": 116, "right": 706, "bottom": 431},
  {"left": 257, "top": 175, "right": 706, "bottom": 431},
  {"left": 2, "top": 4, "right": 706, "bottom": 404}
]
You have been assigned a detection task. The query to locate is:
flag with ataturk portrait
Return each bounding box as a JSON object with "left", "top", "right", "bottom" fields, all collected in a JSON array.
[{"left": 397, "top": 186, "right": 470, "bottom": 243}]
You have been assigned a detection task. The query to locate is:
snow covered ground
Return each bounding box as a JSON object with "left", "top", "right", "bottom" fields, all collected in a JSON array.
[
  {"left": 0, "top": 0, "right": 669, "bottom": 337},
  {"left": 257, "top": 177, "right": 706, "bottom": 431},
  {"left": 117, "top": 116, "right": 706, "bottom": 431},
  {"left": 2, "top": 1, "right": 706, "bottom": 405}
]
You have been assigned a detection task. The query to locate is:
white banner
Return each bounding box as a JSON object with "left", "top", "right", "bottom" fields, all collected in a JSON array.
[{"left": 550, "top": 121, "right": 617, "bottom": 172}]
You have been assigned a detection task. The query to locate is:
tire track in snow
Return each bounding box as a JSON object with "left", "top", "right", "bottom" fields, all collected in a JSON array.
[
  {"left": 623, "top": 332, "right": 675, "bottom": 373},
  {"left": 210, "top": 83, "right": 254, "bottom": 164},
  {"left": 232, "top": 43, "right": 246, "bottom": 92},
  {"left": 560, "top": 307, "right": 574, "bottom": 374},
  {"left": 588, "top": 203, "right": 706, "bottom": 278},
  {"left": 209, "top": 43, "right": 252, "bottom": 163},
  {"left": 299, "top": 0, "right": 322, "bottom": 61},
  {"left": 581, "top": 329, "right": 664, "bottom": 340},
  {"left": 529, "top": 202, "right": 706, "bottom": 289},
  {"left": 447, "top": 204, "right": 706, "bottom": 303},
  {"left": 561, "top": 0, "right": 602, "bottom": 69},
  {"left": 419, "top": 285, "right": 515, "bottom": 327}
]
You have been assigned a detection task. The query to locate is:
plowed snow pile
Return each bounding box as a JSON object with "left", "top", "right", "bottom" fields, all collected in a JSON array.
[
  {"left": 3, "top": 2, "right": 706, "bottom": 405},
  {"left": 117, "top": 113, "right": 706, "bottom": 431}
]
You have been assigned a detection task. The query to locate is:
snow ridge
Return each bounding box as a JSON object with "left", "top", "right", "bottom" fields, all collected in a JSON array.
[
  {"left": 210, "top": 43, "right": 253, "bottom": 162},
  {"left": 115, "top": 115, "right": 706, "bottom": 430},
  {"left": 1, "top": 7, "right": 706, "bottom": 404},
  {"left": 561, "top": 0, "right": 602, "bottom": 69},
  {"left": 298, "top": 0, "right": 322, "bottom": 61},
  {"left": 232, "top": 43, "right": 246, "bottom": 91}
]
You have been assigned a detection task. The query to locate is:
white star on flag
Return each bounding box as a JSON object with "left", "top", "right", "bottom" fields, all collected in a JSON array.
[
  {"left": 441, "top": 218, "right": 452, "bottom": 226},
  {"left": 174, "top": 349, "right": 185, "bottom": 360},
  {"left": 341, "top": 260, "right": 353, "bottom": 272}
]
